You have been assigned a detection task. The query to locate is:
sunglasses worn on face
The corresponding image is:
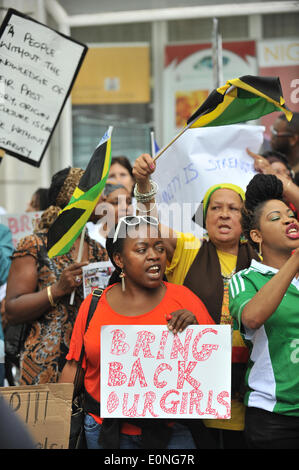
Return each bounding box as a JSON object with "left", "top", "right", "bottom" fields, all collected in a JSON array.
[
  {"left": 113, "top": 216, "right": 159, "bottom": 243},
  {"left": 270, "top": 125, "right": 293, "bottom": 138}
]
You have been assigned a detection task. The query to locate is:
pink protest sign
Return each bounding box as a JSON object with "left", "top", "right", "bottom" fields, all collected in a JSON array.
[
  {"left": 0, "top": 211, "right": 42, "bottom": 247},
  {"left": 100, "top": 325, "right": 231, "bottom": 419}
]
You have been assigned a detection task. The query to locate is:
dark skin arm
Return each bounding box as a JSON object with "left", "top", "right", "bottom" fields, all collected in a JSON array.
[
  {"left": 5, "top": 255, "right": 88, "bottom": 325},
  {"left": 59, "top": 359, "right": 78, "bottom": 384},
  {"left": 241, "top": 248, "right": 299, "bottom": 329},
  {"left": 133, "top": 153, "right": 178, "bottom": 261}
]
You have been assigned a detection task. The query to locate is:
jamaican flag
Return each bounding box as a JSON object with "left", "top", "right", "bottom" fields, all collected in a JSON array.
[
  {"left": 187, "top": 75, "right": 293, "bottom": 128},
  {"left": 47, "top": 127, "right": 113, "bottom": 258}
]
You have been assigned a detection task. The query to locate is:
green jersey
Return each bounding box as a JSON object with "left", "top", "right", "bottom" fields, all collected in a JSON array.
[{"left": 229, "top": 259, "right": 299, "bottom": 417}]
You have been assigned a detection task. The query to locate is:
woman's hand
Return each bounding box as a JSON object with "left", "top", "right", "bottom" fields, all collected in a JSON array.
[
  {"left": 6, "top": 257, "right": 89, "bottom": 325},
  {"left": 246, "top": 148, "right": 272, "bottom": 174},
  {"left": 132, "top": 153, "right": 156, "bottom": 193},
  {"left": 166, "top": 309, "right": 198, "bottom": 335},
  {"left": 51, "top": 261, "right": 88, "bottom": 299}
]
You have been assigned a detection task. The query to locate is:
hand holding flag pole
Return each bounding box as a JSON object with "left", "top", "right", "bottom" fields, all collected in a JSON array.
[
  {"left": 69, "top": 224, "right": 87, "bottom": 305},
  {"left": 46, "top": 126, "right": 113, "bottom": 303},
  {"left": 153, "top": 121, "right": 193, "bottom": 162},
  {"left": 153, "top": 75, "right": 293, "bottom": 163}
]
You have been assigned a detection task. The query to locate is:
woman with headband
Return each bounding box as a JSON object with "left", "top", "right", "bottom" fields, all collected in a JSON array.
[
  {"left": 60, "top": 215, "right": 214, "bottom": 449},
  {"left": 132, "top": 153, "right": 260, "bottom": 449},
  {"left": 5, "top": 167, "right": 108, "bottom": 385},
  {"left": 229, "top": 173, "right": 299, "bottom": 449}
]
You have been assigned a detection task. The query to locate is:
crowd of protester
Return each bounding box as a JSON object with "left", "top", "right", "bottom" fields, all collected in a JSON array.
[{"left": 0, "top": 112, "right": 299, "bottom": 449}]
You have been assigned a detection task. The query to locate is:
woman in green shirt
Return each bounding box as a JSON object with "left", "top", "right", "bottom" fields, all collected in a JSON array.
[{"left": 229, "top": 173, "right": 299, "bottom": 449}]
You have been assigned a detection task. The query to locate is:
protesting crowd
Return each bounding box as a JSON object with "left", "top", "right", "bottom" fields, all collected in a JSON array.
[
  {"left": 0, "top": 108, "right": 298, "bottom": 451},
  {"left": 0, "top": 2, "right": 297, "bottom": 454}
]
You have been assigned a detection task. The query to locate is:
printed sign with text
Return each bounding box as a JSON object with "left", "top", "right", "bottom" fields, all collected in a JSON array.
[
  {"left": 0, "top": 8, "right": 87, "bottom": 166},
  {"left": 100, "top": 325, "right": 231, "bottom": 420}
]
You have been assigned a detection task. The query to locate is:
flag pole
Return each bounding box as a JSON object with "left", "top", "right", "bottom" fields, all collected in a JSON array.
[
  {"left": 69, "top": 224, "right": 87, "bottom": 305},
  {"left": 150, "top": 131, "right": 155, "bottom": 158},
  {"left": 153, "top": 120, "right": 193, "bottom": 162},
  {"left": 154, "top": 19, "right": 222, "bottom": 163},
  {"left": 212, "top": 17, "right": 223, "bottom": 89},
  {"left": 68, "top": 125, "right": 114, "bottom": 304}
]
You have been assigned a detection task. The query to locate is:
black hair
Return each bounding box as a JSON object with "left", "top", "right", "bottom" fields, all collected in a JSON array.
[
  {"left": 106, "top": 223, "right": 127, "bottom": 270},
  {"left": 105, "top": 217, "right": 161, "bottom": 286},
  {"left": 47, "top": 167, "right": 71, "bottom": 208},
  {"left": 111, "top": 156, "right": 134, "bottom": 178},
  {"left": 262, "top": 150, "right": 294, "bottom": 179},
  {"left": 262, "top": 150, "right": 290, "bottom": 167},
  {"left": 277, "top": 112, "right": 299, "bottom": 135},
  {"left": 242, "top": 174, "right": 284, "bottom": 249},
  {"left": 110, "top": 156, "right": 135, "bottom": 195},
  {"left": 34, "top": 188, "right": 49, "bottom": 211}
]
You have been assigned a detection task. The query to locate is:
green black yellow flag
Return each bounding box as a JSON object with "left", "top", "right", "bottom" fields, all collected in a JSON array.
[
  {"left": 47, "top": 126, "right": 113, "bottom": 258},
  {"left": 186, "top": 75, "right": 293, "bottom": 128}
]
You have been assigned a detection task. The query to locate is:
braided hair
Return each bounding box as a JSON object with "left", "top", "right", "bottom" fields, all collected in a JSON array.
[{"left": 242, "top": 173, "right": 284, "bottom": 250}]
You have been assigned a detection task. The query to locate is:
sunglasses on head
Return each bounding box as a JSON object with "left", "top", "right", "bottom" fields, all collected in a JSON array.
[{"left": 113, "top": 216, "right": 159, "bottom": 243}]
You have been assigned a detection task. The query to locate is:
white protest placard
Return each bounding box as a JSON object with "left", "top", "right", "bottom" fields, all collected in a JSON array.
[
  {"left": 0, "top": 8, "right": 87, "bottom": 166},
  {"left": 83, "top": 261, "right": 115, "bottom": 297},
  {"left": 100, "top": 325, "right": 231, "bottom": 419},
  {"left": 153, "top": 125, "right": 263, "bottom": 235},
  {"left": 0, "top": 211, "right": 42, "bottom": 247}
]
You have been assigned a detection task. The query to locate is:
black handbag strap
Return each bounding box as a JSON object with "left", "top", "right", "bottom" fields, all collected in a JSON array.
[
  {"left": 73, "top": 288, "right": 104, "bottom": 396},
  {"left": 78, "top": 288, "right": 104, "bottom": 364}
]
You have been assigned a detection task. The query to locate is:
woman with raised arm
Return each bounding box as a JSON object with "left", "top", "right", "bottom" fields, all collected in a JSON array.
[
  {"left": 60, "top": 215, "right": 215, "bottom": 449},
  {"left": 229, "top": 173, "right": 299, "bottom": 449},
  {"left": 132, "top": 153, "right": 260, "bottom": 449}
]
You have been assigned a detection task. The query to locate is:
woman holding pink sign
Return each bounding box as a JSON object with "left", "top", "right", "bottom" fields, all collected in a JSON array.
[{"left": 60, "top": 215, "right": 215, "bottom": 449}]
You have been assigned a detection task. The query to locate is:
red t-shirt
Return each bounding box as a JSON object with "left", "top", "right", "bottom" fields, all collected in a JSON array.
[{"left": 66, "top": 282, "right": 214, "bottom": 434}]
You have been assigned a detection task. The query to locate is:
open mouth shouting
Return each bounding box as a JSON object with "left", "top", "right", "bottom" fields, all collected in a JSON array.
[
  {"left": 286, "top": 222, "right": 299, "bottom": 240},
  {"left": 146, "top": 264, "right": 162, "bottom": 279}
]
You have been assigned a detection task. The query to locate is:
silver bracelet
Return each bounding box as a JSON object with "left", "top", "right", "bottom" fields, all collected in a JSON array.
[{"left": 133, "top": 180, "right": 158, "bottom": 202}]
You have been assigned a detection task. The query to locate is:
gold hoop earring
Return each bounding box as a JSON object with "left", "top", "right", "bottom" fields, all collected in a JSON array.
[
  {"left": 119, "top": 269, "right": 126, "bottom": 292},
  {"left": 258, "top": 241, "right": 262, "bottom": 258}
]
